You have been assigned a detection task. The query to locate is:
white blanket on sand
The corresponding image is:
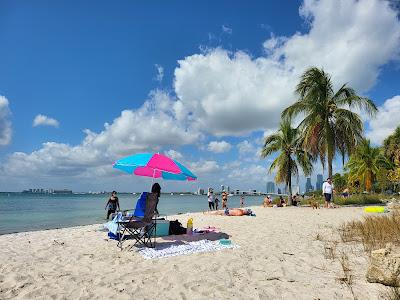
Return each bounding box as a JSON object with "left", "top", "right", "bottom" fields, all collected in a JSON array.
[{"left": 138, "top": 240, "right": 239, "bottom": 259}]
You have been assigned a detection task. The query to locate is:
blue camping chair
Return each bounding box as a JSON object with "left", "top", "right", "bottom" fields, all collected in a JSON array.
[{"left": 117, "top": 192, "right": 159, "bottom": 249}]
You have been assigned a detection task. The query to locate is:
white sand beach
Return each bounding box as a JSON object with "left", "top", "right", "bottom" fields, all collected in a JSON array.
[{"left": 0, "top": 206, "right": 386, "bottom": 299}]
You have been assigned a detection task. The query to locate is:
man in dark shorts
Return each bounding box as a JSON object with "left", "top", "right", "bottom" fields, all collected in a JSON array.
[
  {"left": 322, "top": 177, "right": 334, "bottom": 208},
  {"left": 105, "top": 191, "right": 120, "bottom": 219}
]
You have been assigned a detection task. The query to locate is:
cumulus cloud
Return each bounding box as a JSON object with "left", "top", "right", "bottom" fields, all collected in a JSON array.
[
  {"left": 0, "top": 96, "right": 12, "bottom": 146},
  {"left": 189, "top": 160, "right": 220, "bottom": 174},
  {"left": 174, "top": 0, "right": 400, "bottom": 136},
  {"left": 207, "top": 140, "right": 232, "bottom": 153},
  {"left": 154, "top": 64, "right": 164, "bottom": 82},
  {"left": 33, "top": 114, "right": 60, "bottom": 128},
  {"left": 164, "top": 149, "right": 183, "bottom": 160},
  {"left": 367, "top": 95, "right": 400, "bottom": 144},
  {"left": 2, "top": 91, "right": 200, "bottom": 178}
]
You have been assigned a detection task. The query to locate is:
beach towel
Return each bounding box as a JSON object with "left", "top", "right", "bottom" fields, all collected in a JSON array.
[
  {"left": 103, "top": 212, "right": 123, "bottom": 235},
  {"left": 138, "top": 239, "right": 239, "bottom": 259}
]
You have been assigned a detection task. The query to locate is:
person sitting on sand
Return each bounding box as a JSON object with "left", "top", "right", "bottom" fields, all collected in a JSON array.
[
  {"left": 263, "top": 196, "right": 273, "bottom": 207},
  {"left": 151, "top": 182, "right": 161, "bottom": 215},
  {"left": 342, "top": 188, "right": 349, "bottom": 198},
  {"left": 292, "top": 195, "right": 298, "bottom": 206},
  {"left": 277, "top": 196, "right": 286, "bottom": 207},
  {"left": 105, "top": 191, "right": 120, "bottom": 219}
]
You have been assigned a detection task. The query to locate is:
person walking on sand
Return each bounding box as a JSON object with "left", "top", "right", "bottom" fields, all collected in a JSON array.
[
  {"left": 105, "top": 191, "right": 120, "bottom": 220},
  {"left": 322, "top": 177, "right": 334, "bottom": 208},
  {"left": 240, "top": 195, "right": 245, "bottom": 208},
  {"left": 207, "top": 188, "right": 215, "bottom": 210},
  {"left": 222, "top": 190, "right": 228, "bottom": 209}
]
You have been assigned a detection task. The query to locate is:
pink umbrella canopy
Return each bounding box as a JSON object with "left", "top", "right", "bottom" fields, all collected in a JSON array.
[{"left": 113, "top": 153, "right": 197, "bottom": 181}]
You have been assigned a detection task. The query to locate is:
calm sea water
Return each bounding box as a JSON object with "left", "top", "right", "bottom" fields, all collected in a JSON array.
[{"left": 0, "top": 193, "right": 266, "bottom": 235}]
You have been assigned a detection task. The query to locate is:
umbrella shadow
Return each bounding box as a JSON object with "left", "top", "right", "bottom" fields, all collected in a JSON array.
[{"left": 152, "top": 231, "right": 231, "bottom": 249}]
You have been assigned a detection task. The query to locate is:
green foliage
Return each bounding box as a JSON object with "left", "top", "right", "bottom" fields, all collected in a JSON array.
[
  {"left": 334, "top": 194, "right": 383, "bottom": 206},
  {"left": 282, "top": 67, "right": 377, "bottom": 178},
  {"left": 345, "top": 139, "right": 392, "bottom": 192},
  {"left": 261, "top": 118, "right": 313, "bottom": 205},
  {"left": 383, "top": 126, "right": 400, "bottom": 164},
  {"left": 332, "top": 173, "right": 347, "bottom": 192}
]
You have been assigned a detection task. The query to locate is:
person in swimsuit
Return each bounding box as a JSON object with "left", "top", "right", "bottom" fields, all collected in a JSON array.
[
  {"left": 222, "top": 191, "right": 228, "bottom": 209},
  {"left": 105, "top": 191, "right": 120, "bottom": 219}
]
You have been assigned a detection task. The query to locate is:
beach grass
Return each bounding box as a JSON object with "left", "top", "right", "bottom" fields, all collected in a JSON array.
[{"left": 338, "top": 210, "right": 400, "bottom": 252}]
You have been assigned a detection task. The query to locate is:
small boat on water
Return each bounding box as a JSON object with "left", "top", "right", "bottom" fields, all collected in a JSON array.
[
  {"left": 179, "top": 193, "right": 185, "bottom": 196},
  {"left": 170, "top": 193, "right": 174, "bottom": 195}
]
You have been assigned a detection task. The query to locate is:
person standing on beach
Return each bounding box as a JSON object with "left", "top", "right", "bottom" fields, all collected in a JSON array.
[
  {"left": 105, "top": 191, "right": 120, "bottom": 219},
  {"left": 207, "top": 188, "right": 215, "bottom": 210},
  {"left": 322, "top": 177, "right": 334, "bottom": 208},
  {"left": 240, "top": 196, "right": 245, "bottom": 208},
  {"left": 222, "top": 190, "right": 228, "bottom": 209},
  {"left": 214, "top": 197, "right": 219, "bottom": 210}
]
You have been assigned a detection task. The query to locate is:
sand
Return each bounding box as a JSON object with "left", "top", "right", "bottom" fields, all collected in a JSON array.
[{"left": 0, "top": 206, "right": 387, "bottom": 299}]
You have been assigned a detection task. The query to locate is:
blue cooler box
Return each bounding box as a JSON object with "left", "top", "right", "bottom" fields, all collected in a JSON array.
[{"left": 154, "top": 220, "right": 170, "bottom": 237}]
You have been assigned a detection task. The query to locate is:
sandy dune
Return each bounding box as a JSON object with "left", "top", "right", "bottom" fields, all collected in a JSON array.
[{"left": 0, "top": 206, "right": 386, "bottom": 299}]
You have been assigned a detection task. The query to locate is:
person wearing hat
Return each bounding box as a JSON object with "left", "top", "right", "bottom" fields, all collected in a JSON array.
[{"left": 322, "top": 177, "right": 334, "bottom": 208}]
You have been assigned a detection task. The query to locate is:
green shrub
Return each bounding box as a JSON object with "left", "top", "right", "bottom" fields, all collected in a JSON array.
[{"left": 334, "top": 194, "right": 383, "bottom": 206}]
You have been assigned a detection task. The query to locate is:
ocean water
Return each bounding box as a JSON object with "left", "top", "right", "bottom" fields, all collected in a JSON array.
[{"left": 0, "top": 193, "right": 266, "bottom": 235}]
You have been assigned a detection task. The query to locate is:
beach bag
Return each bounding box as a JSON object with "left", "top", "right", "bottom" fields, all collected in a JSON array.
[{"left": 169, "top": 220, "right": 186, "bottom": 235}]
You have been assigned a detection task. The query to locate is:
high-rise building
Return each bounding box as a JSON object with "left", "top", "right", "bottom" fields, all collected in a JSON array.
[
  {"left": 266, "top": 181, "right": 275, "bottom": 193},
  {"left": 227, "top": 186, "right": 230, "bottom": 193},
  {"left": 316, "top": 174, "right": 323, "bottom": 190},
  {"left": 221, "top": 185, "right": 225, "bottom": 192},
  {"left": 305, "top": 178, "right": 314, "bottom": 192},
  {"left": 197, "top": 188, "right": 205, "bottom": 195},
  {"left": 277, "top": 187, "right": 282, "bottom": 194}
]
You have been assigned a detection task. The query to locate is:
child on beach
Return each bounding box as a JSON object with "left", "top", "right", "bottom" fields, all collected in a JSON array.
[
  {"left": 214, "top": 197, "right": 219, "bottom": 210},
  {"left": 105, "top": 191, "right": 120, "bottom": 219},
  {"left": 240, "top": 196, "right": 245, "bottom": 208}
]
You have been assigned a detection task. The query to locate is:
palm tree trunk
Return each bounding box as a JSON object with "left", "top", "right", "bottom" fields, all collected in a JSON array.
[
  {"left": 288, "top": 176, "right": 293, "bottom": 205},
  {"left": 287, "top": 157, "right": 292, "bottom": 205}
]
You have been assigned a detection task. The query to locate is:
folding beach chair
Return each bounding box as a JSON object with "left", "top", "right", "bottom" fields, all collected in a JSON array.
[{"left": 117, "top": 192, "right": 158, "bottom": 250}]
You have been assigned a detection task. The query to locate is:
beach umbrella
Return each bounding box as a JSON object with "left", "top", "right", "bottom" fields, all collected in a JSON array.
[{"left": 113, "top": 153, "right": 197, "bottom": 181}]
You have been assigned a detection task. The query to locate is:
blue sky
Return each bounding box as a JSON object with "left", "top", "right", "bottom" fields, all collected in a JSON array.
[{"left": 0, "top": 0, "right": 399, "bottom": 192}]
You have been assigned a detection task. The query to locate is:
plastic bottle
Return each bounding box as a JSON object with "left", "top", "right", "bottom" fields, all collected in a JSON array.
[{"left": 187, "top": 218, "right": 193, "bottom": 235}]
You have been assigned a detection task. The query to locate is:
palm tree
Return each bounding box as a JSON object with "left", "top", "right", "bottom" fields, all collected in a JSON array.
[
  {"left": 282, "top": 67, "right": 377, "bottom": 178},
  {"left": 345, "top": 139, "right": 391, "bottom": 193},
  {"left": 261, "top": 118, "right": 313, "bottom": 205}
]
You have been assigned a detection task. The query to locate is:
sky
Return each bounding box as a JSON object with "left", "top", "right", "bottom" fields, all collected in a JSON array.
[{"left": 0, "top": 0, "right": 399, "bottom": 193}]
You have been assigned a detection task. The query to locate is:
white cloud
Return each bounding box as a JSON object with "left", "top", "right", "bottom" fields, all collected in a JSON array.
[
  {"left": 207, "top": 140, "right": 232, "bottom": 153},
  {"left": 0, "top": 96, "right": 11, "bottom": 146},
  {"left": 164, "top": 149, "right": 183, "bottom": 161},
  {"left": 367, "top": 95, "right": 400, "bottom": 144},
  {"left": 189, "top": 160, "right": 220, "bottom": 174},
  {"left": 154, "top": 64, "right": 164, "bottom": 82},
  {"left": 174, "top": 0, "right": 400, "bottom": 136},
  {"left": 2, "top": 91, "right": 200, "bottom": 178},
  {"left": 237, "top": 140, "right": 254, "bottom": 154},
  {"left": 33, "top": 114, "right": 60, "bottom": 128},
  {"left": 222, "top": 25, "right": 232, "bottom": 34}
]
